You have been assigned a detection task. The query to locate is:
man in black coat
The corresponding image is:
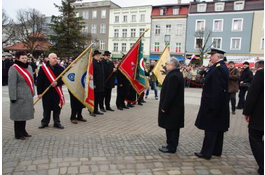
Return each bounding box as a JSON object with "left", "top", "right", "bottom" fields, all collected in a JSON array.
[
  {"left": 194, "top": 48, "right": 230, "bottom": 159},
  {"left": 243, "top": 68, "right": 264, "bottom": 175},
  {"left": 158, "top": 57, "right": 184, "bottom": 154},
  {"left": 237, "top": 61, "right": 253, "bottom": 109},
  {"left": 101, "top": 51, "right": 116, "bottom": 111},
  {"left": 37, "top": 53, "right": 65, "bottom": 129},
  {"left": 116, "top": 69, "right": 130, "bottom": 110},
  {"left": 91, "top": 50, "right": 105, "bottom": 116}
]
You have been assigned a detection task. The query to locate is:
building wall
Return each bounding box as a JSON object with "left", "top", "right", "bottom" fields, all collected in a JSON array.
[
  {"left": 250, "top": 11, "right": 264, "bottom": 56},
  {"left": 186, "top": 12, "right": 254, "bottom": 55},
  {"left": 108, "top": 6, "right": 152, "bottom": 58}
]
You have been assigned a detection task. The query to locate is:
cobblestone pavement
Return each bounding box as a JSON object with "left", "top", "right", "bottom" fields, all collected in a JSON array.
[{"left": 2, "top": 86, "right": 258, "bottom": 175}]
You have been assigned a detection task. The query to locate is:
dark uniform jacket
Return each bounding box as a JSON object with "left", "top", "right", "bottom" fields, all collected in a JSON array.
[
  {"left": 37, "top": 62, "right": 64, "bottom": 111},
  {"left": 243, "top": 69, "right": 264, "bottom": 131},
  {"left": 195, "top": 60, "right": 230, "bottom": 131},
  {"left": 93, "top": 58, "right": 105, "bottom": 92},
  {"left": 240, "top": 67, "right": 253, "bottom": 88},
  {"left": 102, "top": 59, "right": 115, "bottom": 89},
  {"left": 158, "top": 69, "right": 184, "bottom": 130}
]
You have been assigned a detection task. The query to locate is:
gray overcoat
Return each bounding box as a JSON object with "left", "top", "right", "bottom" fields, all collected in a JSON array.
[{"left": 8, "top": 65, "right": 35, "bottom": 121}]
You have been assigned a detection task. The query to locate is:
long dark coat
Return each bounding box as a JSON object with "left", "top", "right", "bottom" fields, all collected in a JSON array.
[
  {"left": 116, "top": 70, "right": 130, "bottom": 96},
  {"left": 93, "top": 58, "right": 105, "bottom": 92},
  {"left": 243, "top": 69, "right": 264, "bottom": 131},
  {"left": 195, "top": 60, "right": 230, "bottom": 131},
  {"left": 102, "top": 59, "right": 115, "bottom": 89},
  {"left": 37, "top": 62, "right": 64, "bottom": 111},
  {"left": 158, "top": 69, "right": 184, "bottom": 130}
]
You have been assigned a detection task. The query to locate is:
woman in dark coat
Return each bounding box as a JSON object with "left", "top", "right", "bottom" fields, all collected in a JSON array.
[
  {"left": 8, "top": 51, "right": 34, "bottom": 140},
  {"left": 158, "top": 57, "right": 184, "bottom": 153}
]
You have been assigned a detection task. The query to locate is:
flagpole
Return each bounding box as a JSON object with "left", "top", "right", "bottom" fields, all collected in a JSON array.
[
  {"left": 105, "top": 28, "right": 149, "bottom": 83},
  {"left": 33, "top": 43, "right": 94, "bottom": 106}
]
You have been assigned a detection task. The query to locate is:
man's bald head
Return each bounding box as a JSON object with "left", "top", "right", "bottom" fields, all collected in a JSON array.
[{"left": 48, "top": 53, "right": 58, "bottom": 66}]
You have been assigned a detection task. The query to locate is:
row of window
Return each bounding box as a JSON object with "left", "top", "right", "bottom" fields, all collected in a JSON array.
[
  {"left": 113, "top": 28, "right": 145, "bottom": 38},
  {"left": 113, "top": 43, "right": 145, "bottom": 52},
  {"left": 197, "top": 1, "right": 244, "bottom": 12},
  {"left": 82, "top": 24, "right": 106, "bottom": 34},
  {"left": 159, "top": 7, "right": 180, "bottom": 15},
  {"left": 154, "top": 24, "right": 183, "bottom": 35},
  {"left": 77, "top": 9, "right": 107, "bottom": 19},
  {"left": 114, "top": 14, "right": 146, "bottom": 23},
  {"left": 154, "top": 42, "right": 182, "bottom": 53},
  {"left": 196, "top": 18, "right": 244, "bottom": 32}
]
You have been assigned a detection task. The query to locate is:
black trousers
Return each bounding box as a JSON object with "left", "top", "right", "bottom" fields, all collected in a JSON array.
[
  {"left": 229, "top": 93, "right": 236, "bottom": 112},
  {"left": 116, "top": 94, "right": 126, "bottom": 108},
  {"left": 166, "top": 129, "right": 180, "bottom": 152},
  {"left": 249, "top": 128, "right": 264, "bottom": 175},
  {"left": 14, "top": 121, "right": 28, "bottom": 139},
  {"left": 70, "top": 109, "right": 83, "bottom": 120},
  {"left": 237, "top": 87, "right": 248, "bottom": 108},
  {"left": 95, "top": 91, "right": 104, "bottom": 112},
  {"left": 103, "top": 88, "right": 112, "bottom": 109},
  {"left": 2, "top": 76, "right": 8, "bottom": 85},
  {"left": 201, "top": 130, "right": 224, "bottom": 158},
  {"left": 41, "top": 109, "right": 61, "bottom": 126}
]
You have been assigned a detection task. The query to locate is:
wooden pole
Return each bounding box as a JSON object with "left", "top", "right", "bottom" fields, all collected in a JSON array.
[{"left": 33, "top": 43, "right": 94, "bottom": 106}]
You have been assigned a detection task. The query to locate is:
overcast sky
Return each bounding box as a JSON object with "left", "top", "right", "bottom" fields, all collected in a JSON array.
[{"left": 3, "top": 0, "right": 195, "bottom": 21}]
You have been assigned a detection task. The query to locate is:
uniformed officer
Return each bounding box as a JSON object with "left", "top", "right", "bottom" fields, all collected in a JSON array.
[{"left": 194, "top": 48, "right": 230, "bottom": 159}]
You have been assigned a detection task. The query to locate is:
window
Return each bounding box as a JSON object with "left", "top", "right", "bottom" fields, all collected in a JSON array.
[
  {"left": 100, "top": 40, "right": 105, "bottom": 50},
  {"left": 176, "top": 24, "right": 182, "bottom": 35},
  {"left": 155, "top": 25, "right": 160, "bottom": 35},
  {"left": 140, "top": 14, "right": 145, "bottom": 21},
  {"left": 114, "top": 43, "right": 118, "bottom": 52},
  {"left": 196, "top": 20, "right": 205, "bottom": 31},
  {"left": 213, "top": 19, "right": 223, "bottom": 32},
  {"left": 195, "top": 38, "right": 204, "bottom": 49},
  {"left": 234, "top": 1, "right": 244, "bottom": 11},
  {"left": 154, "top": 42, "right": 160, "bottom": 52},
  {"left": 82, "top": 24, "right": 88, "bottom": 33},
  {"left": 114, "top": 29, "right": 119, "bottom": 38},
  {"left": 212, "top": 38, "right": 222, "bottom": 49},
  {"left": 92, "top": 10, "right": 97, "bottom": 19},
  {"left": 176, "top": 43, "right": 181, "bottom": 53},
  {"left": 123, "top": 15, "right": 127, "bottom": 22},
  {"left": 122, "top": 29, "right": 127, "bottom": 37},
  {"left": 230, "top": 37, "right": 241, "bottom": 50},
  {"left": 139, "top": 28, "right": 145, "bottom": 36},
  {"left": 131, "top": 15, "right": 136, "bottom": 22},
  {"left": 101, "top": 10, "right": 106, "bottom": 18},
  {"left": 91, "top": 24, "right": 97, "bottom": 34},
  {"left": 76, "top": 12, "right": 80, "bottom": 17},
  {"left": 261, "top": 38, "right": 264, "bottom": 50},
  {"left": 165, "top": 25, "right": 171, "bottom": 35},
  {"left": 100, "top": 24, "right": 106, "bottom": 34},
  {"left": 115, "top": 16, "right": 119, "bottom": 23},
  {"left": 197, "top": 4, "right": 207, "bottom": 12},
  {"left": 83, "top": 11, "right": 89, "bottom": 19},
  {"left": 215, "top": 3, "right": 225, "bottom": 11},
  {"left": 160, "top": 8, "right": 166, "bottom": 15},
  {"left": 131, "top": 29, "right": 136, "bottom": 38},
  {"left": 232, "top": 18, "right": 243, "bottom": 31},
  {"left": 173, "top": 8, "right": 179, "bottom": 15},
  {"left": 122, "top": 43, "right": 126, "bottom": 52}
]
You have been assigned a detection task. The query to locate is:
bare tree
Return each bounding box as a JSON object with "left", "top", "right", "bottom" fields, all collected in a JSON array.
[
  {"left": 2, "top": 9, "right": 15, "bottom": 46},
  {"left": 14, "top": 8, "right": 47, "bottom": 53},
  {"left": 194, "top": 28, "right": 213, "bottom": 65}
]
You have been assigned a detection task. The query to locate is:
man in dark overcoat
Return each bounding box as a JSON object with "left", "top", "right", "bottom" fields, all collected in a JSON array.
[
  {"left": 37, "top": 53, "right": 65, "bottom": 129},
  {"left": 91, "top": 50, "right": 105, "bottom": 116},
  {"left": 243, "top": 67, "right": 264, "bottom": 175},
  {"left": 158, "top": 57, "right": 184, "bottom": 153},
  {"left": 116, "top": 69, "right": 130, "bottom": 110},
  {"left": 101, "top": 51, "right": 116, "bottom": 111},
  {"left": 194, "top": 48, "right": 230, "bottom": 159}
]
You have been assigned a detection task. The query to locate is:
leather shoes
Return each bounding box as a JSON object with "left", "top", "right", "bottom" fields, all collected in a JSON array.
[
  {"left": 38, "top": 124, "right": 48, "bottom": 129},
  {"left": 94, "top": 111, "right": 104, "bottom": 115},
  {"left": 232, "top": 111, "right": 236, "bottom": 115},
  {"left": 90, "top": 113, "right": 96, "bottom": 117},
  {"left": 100, "top": 108, "right": 106, "bottom": 112},
  {"left": 106, "top": 107, "right": 114, "bottom": 111},
  {"left": 162, "top": 145, "right": 168, "bottom": 149},
  {"left": 122, "top": 106, "right": 129, "bottom": 109},
  {"left": 77, "top": 118, "right": 87, "bottom": 122},
  {"left": 159, "top": 147, "right": 176, "bottom": 153},
  {"left": 127, "top": 103, "right": 134, "bottom": 108},
  {"left": 16, "top": 136, "right": 26, "bottom": 140},
  {"left": 117, "top": 107, "right": 123, "bottom": 110},
  {"left": 71, "top": 120, "right": 78, "bottom": 124},
  {"left": 25, "top": 134, "right": 32, "bottom": 137},
  {"left": 54, "top": 124, "right": 64, "bottom": 129},
  {"left": 194, "top": 152, "right": 211, "bottom": 160},
  {"left": 138, "top": 103, "right": 143, "bottom": 106}
]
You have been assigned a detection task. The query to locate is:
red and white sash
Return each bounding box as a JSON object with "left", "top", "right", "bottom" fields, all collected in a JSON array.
[
  {"left": 13, "top": 64, "right": 34, "bottom": 95},
  {"left": 41, "top": 64, "right": 65, "bottom": 107}
]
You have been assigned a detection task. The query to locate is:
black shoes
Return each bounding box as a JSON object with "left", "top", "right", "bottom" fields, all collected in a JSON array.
[
  {"left": 138, "top": 103, "right": 143, "bottom": 106},
  {"left": 38, "top": 124, "right": 48, "bottom": 129},
  {"left": 117, "top": 107, "right": 123, "bottom": 110},
  {"left": 194, "top": 152, "right": 211, "bottom": 160},
  {"left": 122, "top": 106, "right": 129, "bottom": 109},
  {"left": 100, "top": 108, "right": 106, "bottom": 112},
  {"left": 127, "top": 103, "right": 134, "bottom": 108},
  {"left": 159, "top": 147, "right": 176, "bottom": 154},
  {"left": 54, "top": 124, "right": 64, "bottom": 129},
  {"left": 106, "top": 107, "right": 115, "bottom": 111},
  {"left": 236, "top": 107, "right": 243, "bottom": 109},
  {"left": 94, "top": 111, "right": 104, "bottom": 115},
  {"left": 90, "top": 113, "right": 96, "bottom": 117},
  {"left": 232, "top": 111, "right": 236, "bottom": 115}
]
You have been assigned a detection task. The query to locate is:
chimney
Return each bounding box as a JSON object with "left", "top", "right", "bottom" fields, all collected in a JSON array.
[{"left": 178, "top": 0, "right": 181, "bottom": 4}]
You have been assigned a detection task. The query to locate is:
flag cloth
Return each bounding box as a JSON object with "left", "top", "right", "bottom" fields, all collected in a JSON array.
[
  {"left": 62, "top": 50, "right": 94, "bottom": 113},
  {"left": 152, "top": 46, "right": 170, "bottom": 85},
  {"left": 119, "top": 40, "right": 146, "bottom": 94}
]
